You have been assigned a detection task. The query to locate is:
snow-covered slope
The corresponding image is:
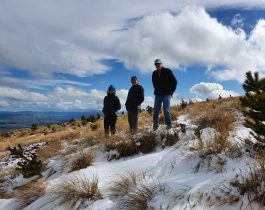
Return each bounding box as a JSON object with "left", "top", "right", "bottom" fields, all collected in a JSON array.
[{"left": 0, "top": 114, "right": 259, "bottom": 210}]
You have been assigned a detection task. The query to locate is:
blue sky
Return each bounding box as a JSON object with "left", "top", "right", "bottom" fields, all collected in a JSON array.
[{"left": 0, "top": 1, "right": 265, "bottom": 112}]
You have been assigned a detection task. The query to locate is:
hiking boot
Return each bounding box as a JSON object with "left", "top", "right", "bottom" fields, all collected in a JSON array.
[{"left": 166, "top": 125, "right": 172, "bottom": 130}]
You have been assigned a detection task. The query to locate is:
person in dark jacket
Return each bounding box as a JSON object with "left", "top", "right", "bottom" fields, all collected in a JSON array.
[
  {"left": 125, "top": 76, "right": 144, "bottom": 132},
  {"left": 152, "top": 59, "right": 177, "bottom": 131},
  {"left": 102, "top": 85, "right": 121, "bottom": 136}
]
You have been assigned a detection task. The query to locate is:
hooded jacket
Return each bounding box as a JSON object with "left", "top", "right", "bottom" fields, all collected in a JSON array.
[{"left": 102, "top": 93, "right": 121, "bottom": 116}]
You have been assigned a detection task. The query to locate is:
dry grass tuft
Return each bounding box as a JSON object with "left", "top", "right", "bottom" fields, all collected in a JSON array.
[
  {"left": 36, "top": 140, "right": 62, "bottom": 161},
  {"left": 214, "top": 153, "right": 265, "bottom": 208},
  {"left": 48, "top": 175, "right": 102, "bottom": 209},
  {"left": 13, "top": 181, "right": 46, "bottom": 209},
  {"left": 194, "top": 110, "right": 235, "bottom": 134},
  {"left": 105, "top": 132, "right": 157, "bottom": 160},
  {"left": 118, "top": 184, "right": 155, "bottom": 210},
  {"left": 108, "top": 171, "right": 153, "bottom": 199},
  {"left": 160, "top": 131, "right": 179, "bottom": 148},
  {"left": 69, "top": 150, "right": 94, "bottom": 172}
]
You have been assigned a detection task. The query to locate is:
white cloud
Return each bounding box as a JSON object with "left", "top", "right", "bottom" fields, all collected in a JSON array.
[
  {"left": 231, "top": 14, "right": 245, "bottom": 28},
  {"left": 0, "top": 101, "right": 9, "bottom": 108},
  {"left": 0, "top": 2, "right": 265, "bottom": 80},
  {"left": 0, "top": 87, "right": 47, "bottom": 101},
  {"left": 189, "top": 82, "right": 239, "bottom": 99}
]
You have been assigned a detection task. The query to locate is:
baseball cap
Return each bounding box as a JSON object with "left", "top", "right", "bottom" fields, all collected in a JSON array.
[{"left": 154, "top": 58, "right": 162, "bottom": 64}]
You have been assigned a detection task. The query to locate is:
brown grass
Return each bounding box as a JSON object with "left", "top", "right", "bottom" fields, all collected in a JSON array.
[
  {"left": 69, "top": 150, "right": 94, "bottom": 172},
  {"left": 118, "top": 184, "right": 155, "bottom": 210},
  {"left": 105, "top": 132, "right": 157, "bottom": 160},
  {"left": 213, "top": 152, "right": 265, "bottom": 208},
  {"left": 47, "top": 175, "right": 102, "bottom": 209},
  {"left": 108, "top": 171, "right": 153, "bottom": 198},
  {"left": 13, "top": 181, "right": 46, "bottom": 209}
]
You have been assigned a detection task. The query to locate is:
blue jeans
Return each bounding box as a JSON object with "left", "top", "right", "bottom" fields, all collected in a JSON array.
[{"left": 153, "top": 95, "right": 172, "bottom": 130}]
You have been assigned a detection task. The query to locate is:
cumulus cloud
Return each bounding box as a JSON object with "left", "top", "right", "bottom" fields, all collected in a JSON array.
[
  {"left": 231, "top": 14, "right": 245, "bottom": 28},
  {"left": 0, "top": 87, "right": 47, "bottom": 101},
  {"left": 189, "top": 82, "right": 239, "bottom": 99},
  {"left": 0, "top": 2, "right": 265, "bottom": 81},
  {"left": 0, "top": 101, "right": 9, "bottom": 108}
]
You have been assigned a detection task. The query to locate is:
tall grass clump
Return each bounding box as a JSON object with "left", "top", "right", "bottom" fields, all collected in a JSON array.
[
  {"left": 108, "top": 171, "right": 153, "bottom": 199},
  {"left": 13, "top": 181, "right": 46, "bottom": 209},
  {"left": 105, "top": 132, "right": 157, "bottom": 160},
  {"left": 215, "top": 153, "right": 265, "bottom": 208},
  {"left": 118, "top": 184, "right": 155, "bottom": 210},
  {"left": 69, "top": 150, "right": 94, "bottom": 172},
  {"left": 47, "top": 175, "right": 102, "bottom": 209}
]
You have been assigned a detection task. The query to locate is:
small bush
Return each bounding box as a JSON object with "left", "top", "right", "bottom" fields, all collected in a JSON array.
[
  {"left": 195, "top": 110, "right": 235, "bottom": 134},
  {"left": 105, "top": 132, "right": 157, "bottom": 160},
  {"left": 90, "top": 123, "right": 99, "bottom": 131},
  {"left": 31, "top": 124, "right": 38, "bottom": 131},
  {"left": 48, "top": 175, "right": 102, "bottom": 209},
  {"left": 14, "top": 181, "right": 46, "bottom": 209},
  {"left": 119, "top": 184, "right": 155, "bottom": 210},
  {"left": 8, "top": 144, "right": 42, "bottom": 178},
  {"left": 146, "top": 105, "right": 153, "bottom": 115},
  {"left": 108, "top": 171, "right": 152, "bottom": 199},
  {"left": 215, "top": 155, "right": 265, "bottom": 208},
  {"left": 69, "top": 150, "right": 94, "bottom": 172},
  {"left": 160, "top": 131, "right": 179, "bottom": 148}
]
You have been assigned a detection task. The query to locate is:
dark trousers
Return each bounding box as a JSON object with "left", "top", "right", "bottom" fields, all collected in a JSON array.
[
  {"left": 128, "top": 110, "right": 138, "bottom": 132},
  {"left": 104, "top": 115, "right": 117, "bottom": 136}
]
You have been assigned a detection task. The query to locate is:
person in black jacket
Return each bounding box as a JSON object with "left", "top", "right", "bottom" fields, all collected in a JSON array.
[
  {"left": 152, "top": 59, "right": 177, "bottom": 131},
  {"left": 125, "top": 76, "right": 144, "bottom": 132},
  {"left": 102, "top": 85, "right": 121, "bottom": 136}
]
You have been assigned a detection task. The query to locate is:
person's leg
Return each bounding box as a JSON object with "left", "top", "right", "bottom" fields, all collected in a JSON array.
[
  {"left": 162, "top": 95, "right": 172, "bottom": 129},
  {"left": 104, "top": 116, "right": 110, "bottom": 137},
  {"left": 128, "top": 111, "right": 133, "bottom": 130},
  {"left": 110, "top": 114, "right": 117, "bottom": 135},
  {"left": 153, "top": 95, "right": 162, "bottom": 130},
  {"left": 130, "top": 110, "right": 138, "bottom": 132}
]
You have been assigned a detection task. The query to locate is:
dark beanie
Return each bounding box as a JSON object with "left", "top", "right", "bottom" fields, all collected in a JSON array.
[{"left": 108, "top": 85, "right": 116, "bottom": 91}]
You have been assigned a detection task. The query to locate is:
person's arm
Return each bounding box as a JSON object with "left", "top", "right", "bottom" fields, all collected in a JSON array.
[
  {"left": 170, "top": 70, "right": 177, "bottom": 94},
  {"left": 138, "top": 86, "right": 144, "bottom": 105},
  {"left": 114, "top": 96, "right": 121, "bottom": 112},
  {"left": 152, "top": 72, "right": 156, "bottom": 89}
]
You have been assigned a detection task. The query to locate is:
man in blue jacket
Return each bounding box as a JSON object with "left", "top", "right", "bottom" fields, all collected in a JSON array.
[
  {"left": 152, "top": 59, "right": 177, "bottom": 131},
  {"left": 125, "top": 76, "right": 144, "bottom": 132}
]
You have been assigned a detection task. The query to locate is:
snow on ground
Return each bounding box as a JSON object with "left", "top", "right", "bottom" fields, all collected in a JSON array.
[{"left": 0, "top": 114, "right": 258, "bottom": 210}]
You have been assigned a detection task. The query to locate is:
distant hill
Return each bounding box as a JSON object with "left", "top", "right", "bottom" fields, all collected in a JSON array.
[{"left": 0, "top": 111, "right": 100, "bottom": 131}]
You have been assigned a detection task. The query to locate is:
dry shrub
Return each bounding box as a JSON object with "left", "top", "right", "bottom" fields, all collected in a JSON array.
[
  {"left": 36, "top": 140, "right": 62, "bottom": 161},
  {"left": 108, "top": 171, "right": 152, "bottom": 198},
  {"left": 195, "top": 110, "right": 235, "bottom": 133},
  {"left": 13, "top": 181, "right": 46, "bottom": 209},
  {"left": 160, "top": 131, "right": 179, "bottom": 148},
  {"left": 105, "top": 132, "right": 157, "bottom": 160},
  {"left": 134, "top": 132, "right": 157, "bottom": 154},
  {"left": 214, "top": 153, "right": 265, "bottom": 208},
  {"left": 118, "top": 184, "right": 155, "bottom": 210},
  {"left": 69, "top": 150, "right": 94, "bottom": 172},
  {"left": 192, "top": 134, "right": 241, "bottom": 173},
  {"left": 194, "top": 133, "right": 237, "bottom": 158},
  {"left": 105, "top": 139, "right": 137, "bottom": 160},
  {"left": 47, "top": 175, "right": 102, "bottom": 209}
]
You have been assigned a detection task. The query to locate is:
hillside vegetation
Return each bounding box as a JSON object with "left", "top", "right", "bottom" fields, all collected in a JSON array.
[{"left": 1, "top": 96, "right": 265, "bottom": 210}]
